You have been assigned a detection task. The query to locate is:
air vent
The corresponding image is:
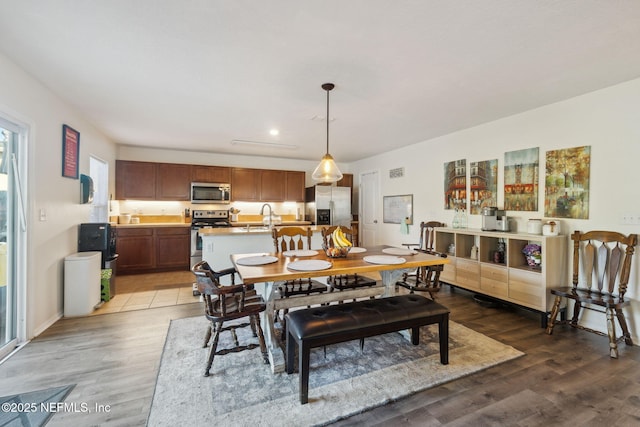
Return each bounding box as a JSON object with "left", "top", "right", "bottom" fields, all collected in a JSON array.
[
  {"left": 230, "top": 140, "right": 298, "bottom": 150},
  {"left": 389, "top": 167, "right": 404, "bottom": 179}
]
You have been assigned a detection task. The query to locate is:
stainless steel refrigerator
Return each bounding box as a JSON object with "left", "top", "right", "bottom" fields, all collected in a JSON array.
[{"left": 305, "top": 186, "right": 352, "bottom": 227}]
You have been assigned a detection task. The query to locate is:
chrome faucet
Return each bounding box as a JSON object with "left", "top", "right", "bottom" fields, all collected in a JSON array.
[{"left": 260, "top": 203, "right": 273, "bottom": 228}]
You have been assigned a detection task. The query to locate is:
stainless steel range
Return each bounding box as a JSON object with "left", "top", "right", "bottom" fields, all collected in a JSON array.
[{"left": 190, "top": 209, "right": 230, "bottom": 268}]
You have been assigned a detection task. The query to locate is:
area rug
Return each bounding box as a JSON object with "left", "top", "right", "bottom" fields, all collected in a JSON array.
[
  {"left": 0, "top": 384, "right": 75, "bottom": 427},
  {"left": 147, "top": 316, "right": 523, "bottom": 426}
]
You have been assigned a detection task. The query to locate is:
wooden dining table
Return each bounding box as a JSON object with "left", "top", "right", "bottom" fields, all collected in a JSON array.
[{"left": 231, "top": 245, "right": 449, "bottom": 373}]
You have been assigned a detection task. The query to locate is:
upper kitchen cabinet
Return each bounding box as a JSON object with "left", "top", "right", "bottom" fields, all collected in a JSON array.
[
  {"left": 260, "top": 169, "right": 286, "bottom": 201},
  {"left": 156, "top": 163, "right": 192, "bottom": 200},
  {"left": 191, "top": 165, "right": 231, "bottom": 183},
  {"left": 116, "top": 160, "right": 191, "bottom": 200},
  {"left": 231, "top": 168, "right": 260, "bottom": 201},
  {"left": 285, "top": 171, "right": 305, "bottom": 201},
  {"left": 336, "top": 173, "right": 353, "bottom": 189},
  {"left": 115, "top": 160, "right": 157, "bottom": 200}
]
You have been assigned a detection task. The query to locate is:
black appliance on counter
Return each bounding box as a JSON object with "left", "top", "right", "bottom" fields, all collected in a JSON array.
[{"left": 78, "top": 223, "right": 118, "bottom": 298}]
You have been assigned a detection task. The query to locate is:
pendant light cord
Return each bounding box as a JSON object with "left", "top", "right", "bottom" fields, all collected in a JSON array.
[
  {"left": 322, "top": 82, "right": 335, "bottom": 156},
  {"left": 326, "top": 86, "right": 330, "bottom": 155}
]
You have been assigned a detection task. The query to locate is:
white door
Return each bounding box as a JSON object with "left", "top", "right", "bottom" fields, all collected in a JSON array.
[{"left": 359, "top": 170, "right": 379, "bottom": 246}]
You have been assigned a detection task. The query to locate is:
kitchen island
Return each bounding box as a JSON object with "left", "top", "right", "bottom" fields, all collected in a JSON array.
[{"left": 199, "top": 226, "right": 325, "bottom": 282}]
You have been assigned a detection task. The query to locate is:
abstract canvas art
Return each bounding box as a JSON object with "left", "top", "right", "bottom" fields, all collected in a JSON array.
[
  {"left": 504, "top": 148, "right": 539, "bottom": 211},
  {"left": 544, "top": 146, "right": 590, "bottom": 219},
  {"left": 469, "top": 159, "right": 498, "bottom": 215}
]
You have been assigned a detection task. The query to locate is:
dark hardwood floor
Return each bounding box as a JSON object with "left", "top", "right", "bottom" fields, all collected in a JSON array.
[{"left": 1, "top": 284, "right": 638, "bottom": 426}]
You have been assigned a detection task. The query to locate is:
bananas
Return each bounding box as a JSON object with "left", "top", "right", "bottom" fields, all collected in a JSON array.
[{"left": 332, "top": 227, "right": 352, "bottom": 248}]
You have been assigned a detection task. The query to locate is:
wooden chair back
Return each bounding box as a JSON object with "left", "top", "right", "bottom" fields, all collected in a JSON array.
[
  {"left": 571, "top": 230, "right": 637, "bottom": 297},
  {"left": 272, "top": 227, "right": 313, "bottom": 253},
  {"left": 418, "top": 221, "right": 444, "bottom": 252},
  {"left": 192, "top": 261, "right": 250, "bottom": 319},
  {"left": 321, "top": 225, "right": 358, "bottom": 248},
  {"left": 191, "top": 260, "right": 267, "bottom": 376}
]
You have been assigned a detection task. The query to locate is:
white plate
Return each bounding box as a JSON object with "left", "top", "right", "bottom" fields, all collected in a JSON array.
[
  {"left": 382, "top": 247, "right": 417, "bottom": 256},
  {"left": 349, "top": 247, "right": 367, "bottom": 253},
  {"left": 282, "top": 249, "right": 318, "bottom": 257},
  {"left": 363, "top": 255, "right": 406, "bottom": 265},
  {"left": 235, "top": 255, "right": 279, "bottom": 266},
  {"left": 287, "top": 260, "right": 332, "bottom": 271}
]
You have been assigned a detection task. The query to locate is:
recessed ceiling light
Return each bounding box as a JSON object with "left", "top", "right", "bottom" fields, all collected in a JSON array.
[
  {"left": 269, "top": 129, "right": 279, "bottom": 136},
  {"left": 230, "top": 139, "right": 298, "bottom": 150}
]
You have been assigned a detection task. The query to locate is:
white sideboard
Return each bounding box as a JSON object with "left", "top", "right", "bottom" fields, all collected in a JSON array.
[{"left": 434, "top": 227, "right": 568, "bottom": 325}]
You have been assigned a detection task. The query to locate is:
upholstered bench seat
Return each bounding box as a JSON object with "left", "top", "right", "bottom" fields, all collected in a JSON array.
[{"left": 285, "top": 294, "right": 450, "bottom": 404}]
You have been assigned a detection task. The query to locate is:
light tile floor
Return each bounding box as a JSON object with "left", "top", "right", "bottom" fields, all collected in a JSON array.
[{"left": 91, "top": 270, "right": 198, "bottom": 315}]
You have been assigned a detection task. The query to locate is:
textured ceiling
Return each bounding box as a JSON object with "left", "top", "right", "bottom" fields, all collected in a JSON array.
[{"left": 1, "top": 0, "right": 640, "bottom": 162}]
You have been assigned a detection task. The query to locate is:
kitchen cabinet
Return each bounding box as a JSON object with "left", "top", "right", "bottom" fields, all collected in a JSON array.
[
  {"left": 117, "top": 226, "right": 190, "bottom": 274},
  {"left": 435, "top": 228, "right": 567, "bottom": 326},
  {"left": 115, "top": 160, "right": 156, "bottom": 200},
  {"left": 156, "top": 163, "right": 192, "bottom": 200},
  {"left": 116, "top": 160, "right": 191, "bottom": 201},
  {"left": 191, "top": 165, "right": 231, "bottom": 183},
  {"left": 285, "top": 171, "right": 305, "bottom": 202},
  {"left": 255, "top": 170, "right": 305, "bottom": 202},
  {"left": 155, "top": 227, "right": 190, "bottom": 269},
  {"left": 260, "top": 170, "right": 286, "bottom": 201},
  {"left": 116, "top": 228, "right": 155, "bottom": 272},
  {"left": 231, "top": 168, "right": 261, "bottom": 201},
  {"left": 116, "top": 160, "right": 305, "bottom": 203},
  {"left": 336, "top": 173, "right": 353, "bottom": 189}
]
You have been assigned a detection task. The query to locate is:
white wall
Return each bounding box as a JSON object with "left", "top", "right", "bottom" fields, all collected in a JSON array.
[
  {"left": 0, "top": 53, "right": 117, "bottom": 338},
  {"left": 351, "top": 77, "right": 640, "bottom": 338}
]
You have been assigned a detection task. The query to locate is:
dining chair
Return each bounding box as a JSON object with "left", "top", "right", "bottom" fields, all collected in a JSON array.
[
  {"left": 397, "top": 221, "right": 447, "bottom": 299},
  {"left": 192, "top": 260, "right": 268, "bottom": 376},
  {"left": 546, "top": 230, "right": 638, "bottom": 358},
  {"left": 321, "top": 225, "right": 377, "bottom": 296},
  {"left": 272, "top": 227, "right": 328, "bottom": 331}
]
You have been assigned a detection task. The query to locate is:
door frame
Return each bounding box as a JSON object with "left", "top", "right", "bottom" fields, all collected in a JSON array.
[{"left": 0, "top": 111, "right": 29, "bottom": 362}]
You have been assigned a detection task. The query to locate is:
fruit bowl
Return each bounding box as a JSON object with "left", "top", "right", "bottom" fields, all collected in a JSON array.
[{"left": 322, "top": 244, "right": 351, "bottom": 258}]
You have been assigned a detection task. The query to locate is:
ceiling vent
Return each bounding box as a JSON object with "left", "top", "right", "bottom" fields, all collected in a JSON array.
[
  {"left": 230, "top": 140, "right": 298, "bottom": 150},
  {"left": 389, "top": 167, "right": 404, "bottom": 179}
]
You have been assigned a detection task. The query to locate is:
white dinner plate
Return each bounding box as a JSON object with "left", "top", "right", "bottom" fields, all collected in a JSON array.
[
  {"left": 349, "top": 247, "right": 367, "bottom": 253},
  {"left": 287, "top": 260, "right": 332, "bottom": 271},
  {"left": 235, "top": 255, "right": 279, "bottom": 266},
  {"left": 282, "top": 249, "right": 318, "bottom": 257},
  {"left": 363, "top": 255, "right": 406, "bottom": 265},
  {"left": 382, "top": 247, "right": 417, "bottom": 256}
]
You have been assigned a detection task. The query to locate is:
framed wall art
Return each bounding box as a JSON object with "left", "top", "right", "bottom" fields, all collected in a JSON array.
[{"left": 62, "top": 124, "right": 80, "bottom": 179}]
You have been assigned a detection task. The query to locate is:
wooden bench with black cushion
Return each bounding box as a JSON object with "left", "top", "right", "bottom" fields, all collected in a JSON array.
[{"left": 285, "top": 294, "right": 450, "bottom": 404}]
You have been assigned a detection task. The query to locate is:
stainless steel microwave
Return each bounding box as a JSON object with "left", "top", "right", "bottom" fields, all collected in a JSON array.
[{"left": 190, "top": 182, "right": 231, "bottom": 204}]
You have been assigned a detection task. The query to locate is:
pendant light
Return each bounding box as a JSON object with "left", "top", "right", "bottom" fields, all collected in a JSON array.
[{"left": 312, "top": 83, "right": 343, "bottom": 183}]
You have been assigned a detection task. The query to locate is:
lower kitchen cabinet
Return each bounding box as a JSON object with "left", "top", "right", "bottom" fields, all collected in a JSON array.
[
  {"left": 117, "top": 226, "right": 190, "bottom": 274},
  {"left": 155, "top": 227, "right": 190, "bottom": 269},
  {"left": 435, "top": 227, "right": 568, "bottom": 324}
]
